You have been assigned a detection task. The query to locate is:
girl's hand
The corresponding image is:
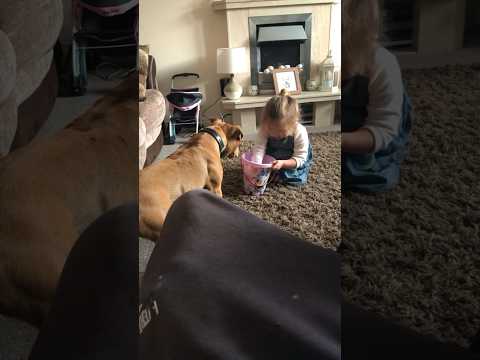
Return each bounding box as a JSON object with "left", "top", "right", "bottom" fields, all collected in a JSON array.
[
  {"left": 272, "top": 159, "right": 297, "bottom": 170},
  {"left": 272, "top": 160, "right": 285, "bottom": 170}
]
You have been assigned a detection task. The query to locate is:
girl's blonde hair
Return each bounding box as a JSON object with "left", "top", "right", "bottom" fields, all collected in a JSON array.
[
  {"left": 261, "top": 89, "right": 300, "bottom": 135},
  {"left": 342, "top": 0, "right": 381, "bottom": 78}
]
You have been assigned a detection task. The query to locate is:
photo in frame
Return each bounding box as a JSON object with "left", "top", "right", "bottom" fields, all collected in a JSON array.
[{"left": 272, "top": 68, "right": 302, "bottom": 95}]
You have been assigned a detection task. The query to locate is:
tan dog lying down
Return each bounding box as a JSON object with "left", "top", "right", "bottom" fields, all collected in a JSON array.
[
  {"left": 139, "top": 119, "right": 243, "bottom": 241},
  {"left": 0, "top": 78, "right": 137, "bottom": 326}
]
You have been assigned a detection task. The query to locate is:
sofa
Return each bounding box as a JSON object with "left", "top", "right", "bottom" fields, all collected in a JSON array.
[
  {"left": 0, "top": 0, "right": 63, "bottom": 156},
  {"left": 139, "top": 48, "right": 165, "bottom": 169}
]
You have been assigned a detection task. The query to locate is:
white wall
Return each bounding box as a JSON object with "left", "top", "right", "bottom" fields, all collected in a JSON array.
[{"left": 140, "top": 0, "right": 228, "bottom": 120}]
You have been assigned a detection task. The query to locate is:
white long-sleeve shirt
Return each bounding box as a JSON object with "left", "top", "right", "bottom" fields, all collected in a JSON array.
[
  {"left": 363, "top": 47, "right": 404, "bottom": 152},
  {"left": 252, "top": 123, "right": 310, "bottom": 168}
]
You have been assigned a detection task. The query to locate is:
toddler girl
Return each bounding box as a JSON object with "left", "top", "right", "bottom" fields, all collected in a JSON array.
[
  {"left": 342, "top": 0, "right": 412, "bottom": 192},
  {"left": 251, "top": 89, "right": 313, "bottom": 186}
]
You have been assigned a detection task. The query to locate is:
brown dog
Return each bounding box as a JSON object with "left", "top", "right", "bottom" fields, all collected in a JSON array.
[
  {"left": 0, "top": 78, "right": 137, "bottom": 326},
  {"left": 139, "top": 119, "right": 242, "bottom": 241}
]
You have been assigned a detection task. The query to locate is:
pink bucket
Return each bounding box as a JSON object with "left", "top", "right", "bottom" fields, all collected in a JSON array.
[{"left": 241, "top": 152, "right": 276, "bottom": 195}]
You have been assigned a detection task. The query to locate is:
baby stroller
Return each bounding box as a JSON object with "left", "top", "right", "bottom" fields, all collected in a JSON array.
[
  {"left": 71, "top": 0, "right": 138, "bottom": 95},
  {"left": 164, "top": 73, "right": 203, "bottom": 144}
]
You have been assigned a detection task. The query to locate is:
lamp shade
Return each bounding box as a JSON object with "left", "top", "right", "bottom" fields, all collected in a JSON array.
[{"left": 217, "top": 47, "right": 247, "bottom": 74}]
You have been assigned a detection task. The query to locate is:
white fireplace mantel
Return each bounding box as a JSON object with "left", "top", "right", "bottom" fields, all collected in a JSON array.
[
  {"left": 213, "top": 0, "right": 341, "bottom": 134},
  {"left": 212, "top": 0, "right": 338, "bottom": 89},
  {"left": 212, "top": 0, "right": 338, "bottom": 11}
]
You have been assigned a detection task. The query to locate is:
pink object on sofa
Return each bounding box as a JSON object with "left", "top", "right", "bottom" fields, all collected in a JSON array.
[
  {"left": 140, "top": 90, "right": 165, "bottom": 149},
  {"left": 138, "top": 49, "right": 165, "bottom": 169},
  {"left": 139, "top": 116, "right": 147, "bottom": 169},
  {"left": 139, "top": 89, "right": 165, "bottom": 169}
]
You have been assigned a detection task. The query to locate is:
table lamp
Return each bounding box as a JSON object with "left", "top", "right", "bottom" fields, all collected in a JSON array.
[{"left": 217, "top": 47, "right": 247, "bottom": 100}]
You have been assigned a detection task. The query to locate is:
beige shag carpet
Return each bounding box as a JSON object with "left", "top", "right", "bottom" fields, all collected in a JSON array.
[{"left": 341, "top": 64, "right": 480, "bottom": 347}]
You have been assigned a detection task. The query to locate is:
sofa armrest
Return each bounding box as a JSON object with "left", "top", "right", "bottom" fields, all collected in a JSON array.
[
  {"left": 145, "top": 133, "right": 164, "bottom": 167},
  {"left": 0, "top": 0, "right": 63, "bottom": 67},
  {"left": 139, "top": 117, "right": 147, "bottom": 169},
  {"left": 147, "top": 55, "right": 159, "bottom": 90},
  {"left": 0, "top": 30, "right": 16, "bottom": 103},
  {"left": 139, "top": 89, "right": 165, "bottom": 149}
]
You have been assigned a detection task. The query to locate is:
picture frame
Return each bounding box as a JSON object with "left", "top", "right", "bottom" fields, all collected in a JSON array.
[{"left": 272, "top": 68, "right": 302, "bottom": 95}]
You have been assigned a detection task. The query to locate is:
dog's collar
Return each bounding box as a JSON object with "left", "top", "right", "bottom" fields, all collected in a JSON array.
[{"left": 199, "top": 127, "right": 226, "bottom": 156}]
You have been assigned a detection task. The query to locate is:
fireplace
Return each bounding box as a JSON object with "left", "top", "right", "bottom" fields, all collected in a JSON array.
[
  {"left": 213, "top": 0, "right": 336, "bottom": 95},
  {"left": 249, "top": 14, "right": 312, "bottom": 90},
  {"left": 212, "top": 0, "right": 341, "bottom": 138}
]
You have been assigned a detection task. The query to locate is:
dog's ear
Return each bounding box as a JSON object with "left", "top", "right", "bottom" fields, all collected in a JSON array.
[
  {"left": 210, "top": 118, "right": 224, "bottom": 126},
  {"left": 232, "top": 127, "right": 243, "bottom": 141}
]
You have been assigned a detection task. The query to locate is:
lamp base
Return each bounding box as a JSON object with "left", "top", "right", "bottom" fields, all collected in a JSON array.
[{"left": 224, "top": 75, "right": 243, "bottom": 100}]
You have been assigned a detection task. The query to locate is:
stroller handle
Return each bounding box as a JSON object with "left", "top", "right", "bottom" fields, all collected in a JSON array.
[{"left": 172, "top": 73, "right": 200, "bottom": 79}]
